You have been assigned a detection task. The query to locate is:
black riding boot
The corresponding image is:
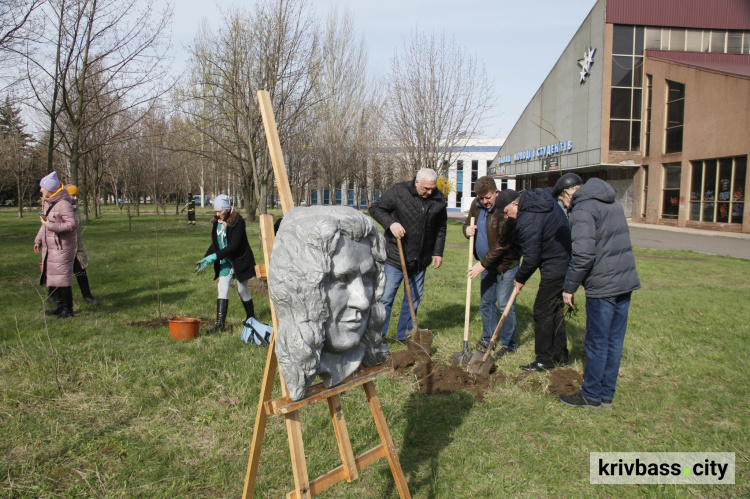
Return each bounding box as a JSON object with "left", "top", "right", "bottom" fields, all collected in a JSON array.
[
  {"left": 56, "top": 286, "right": 75, "bottom": 319},
  {"left": 241, "top": 299, "right": 255, "bottom": 322},
  {"left": 76, "top": 270, "right": 99, "bottom": 305},
  {"left": 45, "top": 287, "right": 62, "bottom": 316},
  {"left": 207, "top": 299, "right": 229, "bottom": 333}
]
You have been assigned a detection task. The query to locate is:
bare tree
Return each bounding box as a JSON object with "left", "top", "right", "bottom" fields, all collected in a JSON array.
[
  {"left": 26, "top": 0, "right": 174, "bottom": 193},
  {"left": 0, "top": 0, "right": 44, "bottom": 92},
  {"left": 310, "top": 6, "right": 370, "bottom": 205},
  {"left": 386, "top": 29, "right": 497, "bottom": 177},
  {"left": 179, "top": 0, "right": 319, "bottom": 219}
]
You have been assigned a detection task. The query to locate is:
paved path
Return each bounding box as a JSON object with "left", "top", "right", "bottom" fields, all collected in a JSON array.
[
  {"left": 448, "top": 212, "right": 750, "bottom": 260},
  {"left": 628, "top": 223, "right": 750, "bottom": 260}
]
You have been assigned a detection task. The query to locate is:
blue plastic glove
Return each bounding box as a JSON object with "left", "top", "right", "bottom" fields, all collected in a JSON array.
[{"left": 194, "top": 254, "right": 217, "bottom": 274}]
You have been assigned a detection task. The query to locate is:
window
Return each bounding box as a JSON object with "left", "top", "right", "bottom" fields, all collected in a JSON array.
[
  {"left": 728, "top": 32, "right": 743, "bottom": 54},
  {"left": 470, "top": 160, "right": 478, "bottom": 197},
  {"left": 311, "top": 191, "right": 318, "bottom": 205},
  {"left": 323, "top": 189, "right": 330, "bottom": 205},
  {"left": 662, "top": 163, "right": 681, "bottom": 219},
  {"left": 665, "top": 80, "right": 685, "bottom": 154},
  {"left": 501, "top": 179, "right": 508, "bottom": 190},
  {"left": 347, "top": 189, "right": 354, "bottom": 205},
  {"left": 335, "top": 189, "right": 342, "bottom": 205},
  {"left": 609, "top": 25, "right": 643, "bottom": 152},
  {"left": 710, "top": 31, "right": 726, "bottom": 52},
  {"left": 456, "top": 160, "right": 463, "bottom": 208},
  {"left": 690, "top": 156, "right": 746, "bottom": 224},
  {"left": 686, "top": 29, "right": 703, "bottom": 52}
]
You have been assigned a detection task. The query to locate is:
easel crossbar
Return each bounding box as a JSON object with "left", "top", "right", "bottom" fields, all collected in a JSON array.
[
  {"left": 265, "top": 364, "right": 392, "bottom": 415},
  {"left": 286, "top": 444, "right": 387, "bottom": 499}
]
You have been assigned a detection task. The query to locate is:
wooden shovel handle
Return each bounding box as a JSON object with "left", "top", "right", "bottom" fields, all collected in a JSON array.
[
  {"left": 396, "top": 238, "right": 418, "bottom": 329},
  {"left": 463, "top": 217, "right": 475, "bottom": 343},
  {"left": 481, "top": 286, "right": 520, "bottom": 363}
]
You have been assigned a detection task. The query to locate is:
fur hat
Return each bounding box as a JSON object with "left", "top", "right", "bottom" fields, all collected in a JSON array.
[
  {"left": 213, "top": 194, "right": 231, "bottom": 211},
  {"left": 40, "top": 171, "right": 61, "bottom": 191}
]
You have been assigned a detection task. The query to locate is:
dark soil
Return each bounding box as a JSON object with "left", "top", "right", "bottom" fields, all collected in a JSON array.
[
  {"left": 406, "top": 329, "right": 432, "bottom": 354},
  {"left": 546, "top": 368, "right": 584, "bottom": 396},
  {"left": 389, "top": 347, "right": 584, "bottom": 401}
]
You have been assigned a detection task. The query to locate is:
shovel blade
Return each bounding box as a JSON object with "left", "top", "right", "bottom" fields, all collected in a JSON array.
[
  {"left": 407, "top": 328, "right": 431, "bottom": 355},
  {"left": 453, "top": 350, "right": 471, "bottom": 366},
  {"left": 466, "top": 350, "right": 494, "bottom": 375}
]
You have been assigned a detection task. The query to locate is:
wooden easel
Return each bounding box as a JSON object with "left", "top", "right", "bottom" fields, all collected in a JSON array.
[{"left": 241, "top": 90, "right": 410, "bottom": 499}]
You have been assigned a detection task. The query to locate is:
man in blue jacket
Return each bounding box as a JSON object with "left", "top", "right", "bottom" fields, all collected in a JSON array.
[
  {"left": 369, "top": 168, "right": 447, "bottom": 342},
  {"left": 555, "top": 176, "right": 640, "bottom": 409},
  {"left": 504, "top": 186, "right": 571, "bottom": 371}
]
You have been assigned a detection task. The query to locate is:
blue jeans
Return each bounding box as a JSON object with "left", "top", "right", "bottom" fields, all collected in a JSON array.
[
  {"left": 580, "top": 292, "right": 632, "bottom": 402},
  {"left": 380, "top": 263, "right": 426, "bottom": 340},
  {"left": 479, "top": 264, "right": 518, "bottom": 349}
]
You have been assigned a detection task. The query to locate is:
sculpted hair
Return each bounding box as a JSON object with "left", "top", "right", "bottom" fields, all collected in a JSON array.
[{"left": 269, "top": 206, "right": 387, "bottom": 400}]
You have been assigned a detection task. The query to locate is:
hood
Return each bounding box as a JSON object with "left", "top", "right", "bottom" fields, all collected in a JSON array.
[
  {"left": 46, "top": 188, "right": 72, "bottom": 205},
  {"left": 571, "top": 178, "right": 616, "bottom": 207},
  {"left": 519, "top": 187, "right": 556, "bottom": 214}
]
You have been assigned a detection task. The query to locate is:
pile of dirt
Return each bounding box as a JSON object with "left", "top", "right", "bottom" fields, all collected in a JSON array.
[
  {"left": 389, "top": 347, "right": 583, "bottom": 401},
  {"left": 389, "top": 349, "right": 504, "bottom": 402},
  {"left": 546, "top": 368, "right": 584, "bottom": 396},
  {"left": 414, "top": 360, "right": 505, "bottom": 402}
]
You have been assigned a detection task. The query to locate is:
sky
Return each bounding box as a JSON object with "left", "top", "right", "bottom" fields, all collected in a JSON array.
[{"left": 169, "top": 0, "right": 598, "bottom": 139}]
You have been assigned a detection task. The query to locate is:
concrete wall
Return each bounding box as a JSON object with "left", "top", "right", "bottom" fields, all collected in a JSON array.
[
  {"left": 495, "top": 0, "right": 606, "bottom": 177},
  {"left": 640, "top": 58, "right": 750, "bottom": 233}
]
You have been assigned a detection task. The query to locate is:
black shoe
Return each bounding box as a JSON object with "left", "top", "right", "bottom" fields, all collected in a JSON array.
[
  {"left": 45, "top": 287, "right": 62, "bottom": 316},
  {"left": 559, "top": 392, "right": 601, "bottom": 409},
  {"left": 601, "top": 399, "right": 613, "bottom": 408},
  {"left": 520, "top": 360, "right": 554, "bottom": 371},
  {"left": 495, "top": 347, "right": 513, "bottom": 358},
  {"left": 83, "top": 296, "right": 100, "bottom": 305},
  {"left": 555, "top": 359, "right": 569, "bottom": 368}
]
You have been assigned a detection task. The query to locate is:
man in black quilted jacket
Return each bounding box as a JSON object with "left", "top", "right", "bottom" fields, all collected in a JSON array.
[
  {"left": 504, "top": 186, "right": 571, "bottom": 371},
  {"left": 369, "top": 168, "right": 447, "bottom": 342}
]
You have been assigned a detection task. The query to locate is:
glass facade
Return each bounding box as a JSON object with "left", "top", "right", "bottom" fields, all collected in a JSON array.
[
  {"left": 456, "top": 160, "right": 463, "bottom": 208},
  {"left": 609, "top": 25, "right": 643, "bottom": 152},
  {"left": 690, "top": 156, "right": 746, "bottom": 224}
]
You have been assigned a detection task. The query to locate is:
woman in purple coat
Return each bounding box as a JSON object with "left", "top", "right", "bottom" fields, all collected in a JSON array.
[{"left": 33, "top": 171, "right": 78, "bottom": 318}]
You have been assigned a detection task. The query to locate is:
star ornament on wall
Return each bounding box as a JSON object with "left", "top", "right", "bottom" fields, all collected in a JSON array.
[{"left": 577, "top": 47, "right": 596, "bottom": 83}]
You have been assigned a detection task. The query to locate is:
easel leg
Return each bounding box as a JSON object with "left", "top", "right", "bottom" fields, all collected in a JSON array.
[
  {"left": 327, "top": 394, "right": 358, "bottom": 482},
  {"left": 363, "top": 381, "right": 411, "bottom": 499},
  {"left": 286, "top": 409, "right": 310, "bottom": 498},
  {"left": 242, "top": 338, "right": 279, "bottom": 499}
]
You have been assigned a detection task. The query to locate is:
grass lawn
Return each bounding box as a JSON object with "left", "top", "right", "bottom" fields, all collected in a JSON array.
[{"left": 0, "top": 207, "right": 747, "bottom": 498}]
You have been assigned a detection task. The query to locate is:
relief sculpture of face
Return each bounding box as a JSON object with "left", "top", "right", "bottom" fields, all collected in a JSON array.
[
  {"left": 269, "top": 206, "right": 390, "bottom": 401},
  {"left": 323, "top": 236, "right": 377, "bottom": 353}
]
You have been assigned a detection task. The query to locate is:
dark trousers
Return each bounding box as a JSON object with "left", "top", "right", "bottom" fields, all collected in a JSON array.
[{"left": 533, "top": 275, "right": 568, "bottom": 363}]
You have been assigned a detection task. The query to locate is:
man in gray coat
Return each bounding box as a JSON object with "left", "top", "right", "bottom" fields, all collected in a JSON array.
[{"left": 555, "top": 176, "right": 640, "bottom": 409}]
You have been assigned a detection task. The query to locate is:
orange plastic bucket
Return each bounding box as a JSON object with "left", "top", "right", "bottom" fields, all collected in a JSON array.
[{"left": 168, "top": 317, "right": 201, "bottom": 340}]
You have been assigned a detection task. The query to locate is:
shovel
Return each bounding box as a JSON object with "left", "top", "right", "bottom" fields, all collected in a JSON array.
[
  {"left": 453, "top": 217, "right": 475, "bottom": 366},
  {"left": 396, "top": 238, "right": 431, "bottom": 355},
  {"left": 467, "top": 286, "right": 520, "bottom": 375}
]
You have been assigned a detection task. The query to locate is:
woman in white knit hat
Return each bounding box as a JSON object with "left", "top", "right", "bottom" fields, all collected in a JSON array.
[
  {"left": 194, "top": 195, "right": 257, "bottom": 333},
  {"left": 33, "top": 171, "right": 78, "bottom": 318}
]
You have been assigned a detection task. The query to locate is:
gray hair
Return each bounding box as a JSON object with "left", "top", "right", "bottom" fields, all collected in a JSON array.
[
  {"left": 268, "top": 206, "right": 389, "bottom": 401},
  {"left": 416, "top": 168, "right": 438, "bottom": 183}
]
